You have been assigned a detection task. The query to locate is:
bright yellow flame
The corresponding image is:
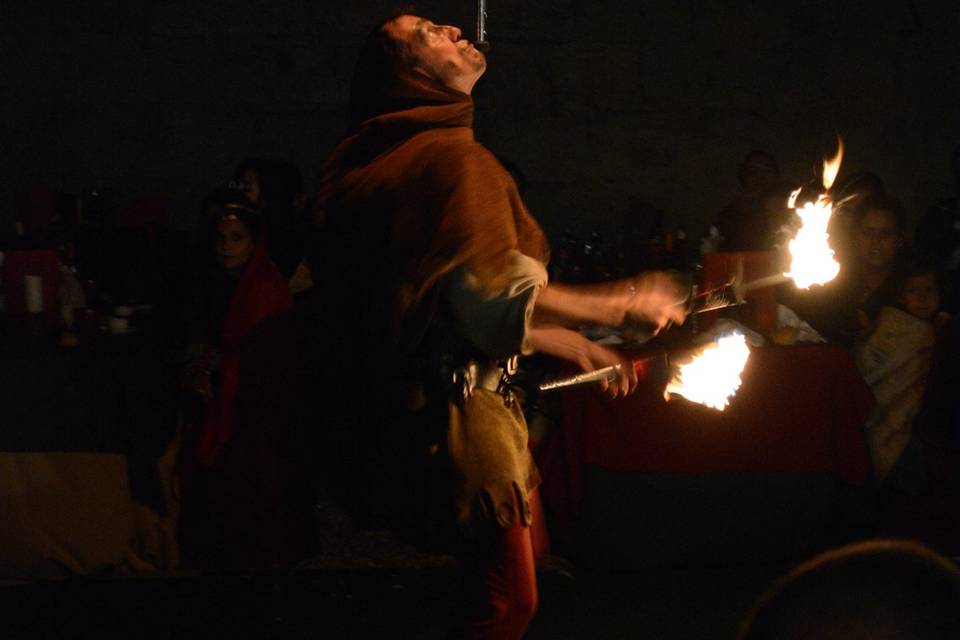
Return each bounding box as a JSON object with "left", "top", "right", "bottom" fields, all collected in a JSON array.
[
  {"left": 665, "top": 333, "right": 751, "bottom": 411},
  {"left": 822, "top": 137, "right": 844, "bottom": 191},
  {"left": 782, "top": 137, "right": 844, "bottom": 289},
  {"left": 784, "top": 195, "right": 840, "bottom": 289},
  {"left": 787, "top": 187, "right": 802, "bottom": 209}
]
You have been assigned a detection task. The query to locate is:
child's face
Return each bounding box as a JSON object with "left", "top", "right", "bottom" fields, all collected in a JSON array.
[{"left": 901, "top": 272, "right": 940, "bottom": 321}]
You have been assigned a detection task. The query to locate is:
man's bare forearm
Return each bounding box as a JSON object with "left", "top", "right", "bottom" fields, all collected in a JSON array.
[
  {"left": 532, "top": 272, "right": 687, "bottom": 332},
  {"left": 531, "top": 282, "right": 630, "bottom": 328}
]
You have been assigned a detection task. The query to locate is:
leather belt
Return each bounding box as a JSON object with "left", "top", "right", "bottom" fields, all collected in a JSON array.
[{"left": 451, "top": 355, "right": 519, "bottom": 406}]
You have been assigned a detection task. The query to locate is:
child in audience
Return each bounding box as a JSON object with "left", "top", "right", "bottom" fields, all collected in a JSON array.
[{"left": 856, "top": 256, "right": 946, "bottom": 484}]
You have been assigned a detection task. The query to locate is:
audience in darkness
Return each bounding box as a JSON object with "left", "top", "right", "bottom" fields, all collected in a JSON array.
[
  {"left": 916, "top": 144, "right": 960, "bottom": 313},
  {"left": 715, "top": 150, "right": 792, "bottom": 252},
  {"left": 232, "top": 157, "right": 310, "bottom": 282}
]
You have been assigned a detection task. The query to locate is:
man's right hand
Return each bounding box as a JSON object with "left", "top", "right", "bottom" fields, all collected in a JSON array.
[
  {"left": 583, "top": 339, "right": 638, "bottom": 399},
  {"left": 527, "top": 325, "right": 638, "bottom": 399},
  {"left": 623, "top": 271, "right": 689, "bottom": 333}
]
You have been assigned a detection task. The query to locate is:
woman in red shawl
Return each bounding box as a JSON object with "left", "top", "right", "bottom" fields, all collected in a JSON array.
[{"left": 178, "top": 190, "right": 310, "bottom": 569}]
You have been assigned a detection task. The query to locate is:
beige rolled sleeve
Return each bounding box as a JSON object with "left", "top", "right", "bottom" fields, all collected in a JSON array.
[{"left": 441, "top": 251, "right": 548, "bottom": 359}]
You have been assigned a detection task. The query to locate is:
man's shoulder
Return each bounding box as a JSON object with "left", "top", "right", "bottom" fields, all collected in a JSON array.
[
  {"left": 411, "top": 132, "right": 498, "bottom": 174},
  {"left": 412, "top": 129, "right": 486, "bottom": 157}
]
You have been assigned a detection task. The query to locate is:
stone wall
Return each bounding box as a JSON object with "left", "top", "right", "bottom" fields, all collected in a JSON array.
[{"left": 3, "top": 0, "right": 957, "bottom": 245}]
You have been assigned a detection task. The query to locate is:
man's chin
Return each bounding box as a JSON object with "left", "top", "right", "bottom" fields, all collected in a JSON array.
[{"left": 470, "top": 52, "right": 487, "bottom": 73}]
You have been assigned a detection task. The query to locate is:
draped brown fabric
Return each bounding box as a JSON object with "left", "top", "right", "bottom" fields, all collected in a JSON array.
[
  {"left": 311, "top": 64, "right": 548, "bottom": 541},
  {"left": 315, "top": 69, "right": 548, "bottom": 353}
]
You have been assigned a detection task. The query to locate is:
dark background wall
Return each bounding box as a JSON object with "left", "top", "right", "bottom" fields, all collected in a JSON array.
[{"left": 2, "top": 0, "right": 958, "bottom": 245}]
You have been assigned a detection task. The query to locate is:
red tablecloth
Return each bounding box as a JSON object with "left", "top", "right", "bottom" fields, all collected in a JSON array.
[{"left": 537, "top": 343, "right": 875, "bottom": 524}]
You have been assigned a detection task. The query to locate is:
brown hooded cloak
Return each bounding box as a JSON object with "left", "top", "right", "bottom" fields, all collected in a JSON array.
[{"left": 312, "top": 56, "right": 548, "bottom": 538}]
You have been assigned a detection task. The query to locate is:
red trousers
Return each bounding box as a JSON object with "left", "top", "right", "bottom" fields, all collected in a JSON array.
[{"left": 451, "top": 522, "right": 539, "bottom": 640}]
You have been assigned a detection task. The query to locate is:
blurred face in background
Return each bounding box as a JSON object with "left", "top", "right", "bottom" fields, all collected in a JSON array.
[
  {"left": 238, "top": 169, "right": 262, "bottom": 205},
  {"left": 901, "top": 272, "right": 940, "bottom": 321},
  {"left": 856, "top": 208, "right": 902, "bottom": 272},
  {"left": 738, "top": 152, "right": 779, "bottom": 193},
  {"left": 215, "top": 217, "right": 254, "bottom": 271}
]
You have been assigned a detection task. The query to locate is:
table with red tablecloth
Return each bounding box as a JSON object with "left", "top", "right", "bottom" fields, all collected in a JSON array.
[{"left": 535, "top": 343, "right": 876, "bottom": 567}]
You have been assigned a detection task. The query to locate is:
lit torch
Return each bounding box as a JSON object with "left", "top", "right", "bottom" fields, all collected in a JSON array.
[
  {"left": 539, "top": 331, "right": 751, "bottom": 412},
  {"left": 784, "top": 138, "right": 844, "bottom": 289},
  {"left": 742, "top": 138, "right": 845, "bottom": 293},
  {"left": 663, "top": 331, "right": 751, "bottom": 411}
]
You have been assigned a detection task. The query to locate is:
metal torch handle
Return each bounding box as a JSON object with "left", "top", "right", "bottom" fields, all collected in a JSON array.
[
  {"left": 475, "top": 0, "right": 490, "bottom": 52},
  {"left": 538, "top": 355, "right": 664, "bottom": 392}
]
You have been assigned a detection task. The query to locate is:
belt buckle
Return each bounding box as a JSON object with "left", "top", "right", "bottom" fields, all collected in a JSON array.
[{"left": 497, "top": 355, "right": 519, "bottom": 408}]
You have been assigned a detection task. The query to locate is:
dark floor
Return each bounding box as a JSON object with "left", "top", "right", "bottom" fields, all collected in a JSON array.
[
  {"left": 0, "top": 562, "right": 786, "bottom": 640},
  {"left": 7, "top": 473, "right": 954, "bottom": 638}
]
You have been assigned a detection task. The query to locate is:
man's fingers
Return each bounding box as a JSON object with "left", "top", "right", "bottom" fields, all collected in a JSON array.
[
  {"left": 667, "top": 305, "right": 687, "bottom": 325},
  {"left": 625, "top": 357, "right": 638, "bottom": 393}
]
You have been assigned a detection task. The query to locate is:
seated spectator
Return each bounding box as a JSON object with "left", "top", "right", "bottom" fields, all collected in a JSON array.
[
  {"left": 789, "top": 193, "right": 907, "bottom": 347},
  {"left": 232, "top": 157, "right": 271, "bottom": 208},
  {"left": 856, "top": 254, "right": 946, "bottom": 484},
  {"left": 715, "top": 150, "right": 791, "bottom": 251},
  {"left": 178, "top": 189, "right": 313, "bottom": 568},
  {"left": 233, "top": 157, "right": 309, "bottom": 281},
  {"left": 831, "top": 170, "right": 886, "bottom": 265},
  {"left": 915, "top": 144, "right": 960, "bottom": 312},
  {"left": 738, "top": 539, "right": 960, "bottom": 640}
]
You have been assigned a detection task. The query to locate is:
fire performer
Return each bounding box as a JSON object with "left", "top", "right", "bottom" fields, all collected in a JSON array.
[{"left": 308, "top": 12, "right": 687, "bottom": 639}]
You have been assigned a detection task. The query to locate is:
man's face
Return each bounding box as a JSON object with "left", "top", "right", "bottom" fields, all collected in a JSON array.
[
  {"left": 856, "top": 208, "right": 901, "bottom": 271},
  {"left": 387, "top": 15, "right": 486, "bottom": 94}
]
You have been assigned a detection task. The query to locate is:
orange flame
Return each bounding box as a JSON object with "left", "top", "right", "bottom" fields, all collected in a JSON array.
[
  {"left": 822, "top": 137, "right": 844, "bottom": 191},
  {"left": 783, "top": 137, "right": 844, "bottom": 289},
  {"left": 664, "top": 332, "right": 751, "bottom": 411},
  {"left": 784, "top": 196, "right": 840, "bottom": 288}
]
